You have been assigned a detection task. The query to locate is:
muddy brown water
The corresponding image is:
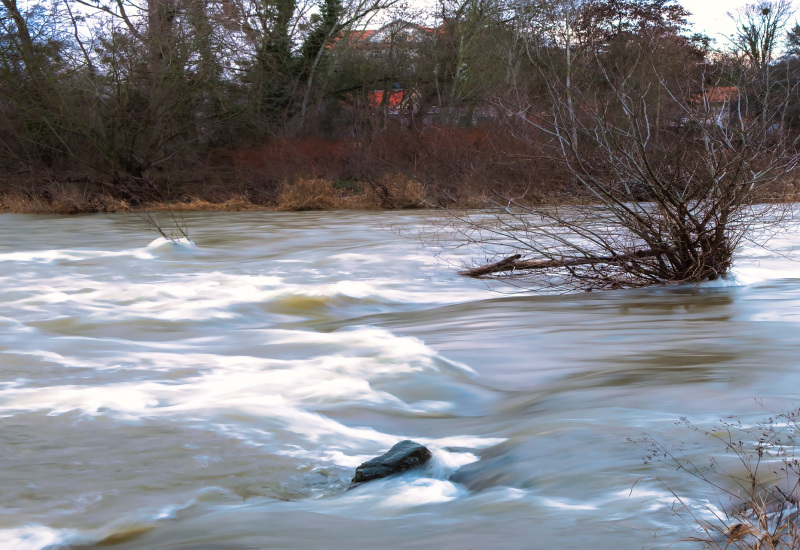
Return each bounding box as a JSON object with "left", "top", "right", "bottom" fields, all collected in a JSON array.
[{"left": 1, "top": 211, "right": 799, "bottom": 549}]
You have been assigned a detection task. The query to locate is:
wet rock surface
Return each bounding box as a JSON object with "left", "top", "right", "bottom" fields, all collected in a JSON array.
[{"left": 351, "top": 440, "right": 432, "bottom": 486}]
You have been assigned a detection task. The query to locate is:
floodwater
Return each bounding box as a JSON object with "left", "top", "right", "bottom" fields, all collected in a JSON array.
[{"left": 1, "top": 210, "right": 799, "bottom": 550}]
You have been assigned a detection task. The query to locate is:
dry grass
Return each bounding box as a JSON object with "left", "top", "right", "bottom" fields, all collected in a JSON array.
[
  {"left": 1, "top": 120, "right": 792, "bottom": 215},
  {"left": 634, "top": 411, "right": 800, "bottom": 549},
  {"left": 274, "top": 178, "right": 344, "bottom": 211},
  {"left": 140, "top": 195, "right": 261, "bottom": 212},
  {"left": 365, "top": 173, "right": 427, "bottom": 209},
  {"left": 0, "top": 188, "right": 129, "bottom": 214},
  {"left": 0, "top": 176, "right": 433, "bottom": 213},
  {"left": 272, "top": 174, "right": 429, "bottom": 211}
]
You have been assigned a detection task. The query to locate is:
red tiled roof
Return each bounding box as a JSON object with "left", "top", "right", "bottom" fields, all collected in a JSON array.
[
  {"left": 329, "top": 29, "right": 376, "bottom": 48},
  {"left": 332, "top": 21, "right": 441, "bottom": 48},
  {"left": 368, "top": 90, "right": 404, "bottom": 108},
  {"left": 701, "top": 86, "right": 739, "bottom": 104},
  {"left": 348, "top": 29, "right": 377, "bottom": 42}
]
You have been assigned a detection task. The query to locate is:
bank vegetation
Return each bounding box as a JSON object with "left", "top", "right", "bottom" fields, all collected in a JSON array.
[{"left": 2, "top": 0, "right": 800, "bottom": 215}]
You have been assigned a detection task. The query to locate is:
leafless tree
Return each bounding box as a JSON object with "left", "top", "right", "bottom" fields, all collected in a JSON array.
[
  {"left": 450, "top": 1, "right": 800, "bottom": 291},
  {"left": 729, "top": 0, "right": 794, "bottom": 67}
]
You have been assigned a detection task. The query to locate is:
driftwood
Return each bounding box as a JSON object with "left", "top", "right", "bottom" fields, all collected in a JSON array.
[{"left": 460, "top": 249, "right": 662, "bottom": 278}]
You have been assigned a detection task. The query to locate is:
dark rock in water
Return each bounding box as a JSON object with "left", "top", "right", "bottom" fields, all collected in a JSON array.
[{"left": 351, "top": 440, "right": 432, "bottom": 486}]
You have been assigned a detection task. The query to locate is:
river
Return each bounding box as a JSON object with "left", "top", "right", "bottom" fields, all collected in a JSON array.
[{"left": 1, "top": 210, "right": 799, "bottom": 550}]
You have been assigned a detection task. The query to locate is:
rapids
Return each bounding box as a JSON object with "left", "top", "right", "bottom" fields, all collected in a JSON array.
[{"left": 1, "top": 210, "right": 799, "bottom": 549}]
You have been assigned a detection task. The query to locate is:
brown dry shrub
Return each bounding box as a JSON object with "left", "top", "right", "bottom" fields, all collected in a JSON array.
[
  {"left": 0, "top": 191, "right": 50, "bottom": 213},
  {"left": 47, "top": 185, "right": 127, "bottom": 214},
  {"left": 366, "top": 173, "right": 427, "bottom": 208},
  {"left": 0, "top": 184, "right": 129, "bottom": 214},
  {"left": 144, "top": 195, "right": 259, "bottom": 212},
  {"left": 1, "top": 122, "right": 577, "bottom": 213},
  {"left": 275, "top": 178, "right": 343, "bottom": 211},
  {"left": 273, "top": 175, "right": 430, "bottom": 210},
  {"left": 228, "top": 137, "right": 351, "bottom": 183},
  {"left": 217, "top": 124, "right": 576, "bottom": 209}
]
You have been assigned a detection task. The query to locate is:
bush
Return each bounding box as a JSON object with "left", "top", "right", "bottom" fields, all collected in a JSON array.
[
  {"left": 366, "top": 173, "right": 426, "bottom": 209},
  {"left": 274, "top": 178, "right": 341, "bottom": 211}
]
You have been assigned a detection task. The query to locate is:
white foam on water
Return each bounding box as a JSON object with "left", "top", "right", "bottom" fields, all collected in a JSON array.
[
  {"left": 0, "top": 237, "right": 194, "bottom": 265},
  {"left": 420, "top": 435, "right": 506, "bottom": 449},
  {"left": 539, "top": 497, "right": 599, "bottom": 511},
  {"left": 0, "top": 326, "right": 498, "bottom": 467},
  {"left": 340, "top": 477, "right": 467, "bottom": 511},
  {"left": 327, "top": 252, "right": 443, "bottom": 268},
  {"left": 284, "top": 440, "right": 489, "bottom": 478},
  {"left": 144, "top": 236, "right": 195, "bottom": 251},
  {"left": 0, "top": 494, "right": 212, "bottom": 550},
  {"left": 423, "top": 447, "right": 480, "bottom": 479},
  {"left": 0, "top": 525, "right": 84, "bottom": 550},
  {"left": 381, "top": 478, "right": 466, "bottom": 507},
  {"left": 5, "top": 326, "right": 476, "bottom": 380},
  {"left": 0, "top": 249, "right": 135, "bottom": 263},
  {"left": 614, "top": 487, "right": 724, "bottom": 518},
  {"left": 5, "top": 270, "right": 491, "bottom": 322},
  {"left": 279, "top": 447, "right": 377, "bottom": 469},
  {"left": 708, "top": 264, "right": 800, "bottom": 287},
  {"left": 1, "top": 227, "right": 498, "bottom": 329},
  {"left": 279, "top": 435, "right": 499, "bottom": 472},
  {"left": 701, "top": 233, "right": 800, "bottom": 288},
  {"left": 466, "top": 484, "right": 726, "bottom": 520},
  {"left": 265, "top": 327, "right": 477, "bottom": 375}
]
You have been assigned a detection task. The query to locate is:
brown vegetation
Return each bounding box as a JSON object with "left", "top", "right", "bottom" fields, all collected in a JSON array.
[
  {"left": 0, "top": 124, "right": 572, "bottom": 213},
  {"left": 0, "top": 0, "right": 683, "bottom": 215},
  {"left": 634, "top": 410, "right": 800, "bottom": 549}
]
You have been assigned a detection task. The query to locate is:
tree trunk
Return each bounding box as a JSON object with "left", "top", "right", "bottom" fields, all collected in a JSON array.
[{"left": 460, "top": 249, "right": 663, "bottom": 278}]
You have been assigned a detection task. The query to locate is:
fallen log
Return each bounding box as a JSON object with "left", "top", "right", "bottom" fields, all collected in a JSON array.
[
  {"left": 459, "top": 254, "right": 522, "bottom": 277},
  {"left": 460, "top": 249, "right": 662, "bottom": 278}
]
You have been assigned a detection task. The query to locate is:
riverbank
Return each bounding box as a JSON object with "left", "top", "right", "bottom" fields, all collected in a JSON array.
[
  {"left": 0, "top": 128, "right": 574, "bottom": 214},
  {"left": 4, "top": 126, "right": 799, "bottom": 215},
  {"left": 4, "top": 176, "right": 798, "bottom": 214},
  {"left": 0, "top": 174, "right": 524, "bottom": 214},
  {"left": 0, "top": 179, "right": 436, "bottom": 214}
]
